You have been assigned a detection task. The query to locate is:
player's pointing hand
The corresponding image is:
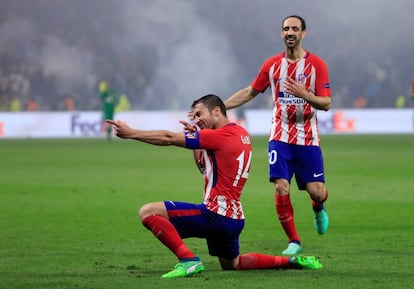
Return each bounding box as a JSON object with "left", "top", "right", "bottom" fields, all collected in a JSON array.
[{"left": 106, "top": 119, "right": 134, "bottom": 139}]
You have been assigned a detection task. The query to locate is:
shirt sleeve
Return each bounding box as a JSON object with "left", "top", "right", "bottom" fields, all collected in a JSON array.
[
  {"left": 314, "top": 58, "right": 331, "bottom": 97},
  {"left": 251, "top": 62, "right": 270, "bottom": 93},
  {"left": 184, "top": 131, "right": 201, "bottom": 149},
  {"left": 185, "top": 128, "right": 227, "bottom": 150}
]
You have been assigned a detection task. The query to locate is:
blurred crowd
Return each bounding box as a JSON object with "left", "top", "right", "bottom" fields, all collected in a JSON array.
[
  {"left": 0, "top": 0, "right": 156, "bottom": 112},
  {"left": 0, "top": 0, "right": 413, "bottom": 112}
]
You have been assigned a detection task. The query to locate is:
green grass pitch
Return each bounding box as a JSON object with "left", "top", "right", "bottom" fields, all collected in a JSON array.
[{"left": 1, "top": 134, "right": 413, "bottom": 289}]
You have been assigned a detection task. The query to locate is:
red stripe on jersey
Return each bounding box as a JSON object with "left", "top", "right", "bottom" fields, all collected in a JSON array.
[
  {"left": 168, "top": 209, "right": 201, "bottom": 218},
  {"left": 287, "top": 105, "right": 297, "bottom": 144},
  {"left": 303, "top": 104, "right": 313, "bottom": 145}
]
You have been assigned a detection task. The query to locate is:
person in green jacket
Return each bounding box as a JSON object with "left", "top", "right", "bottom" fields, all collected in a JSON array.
[{"left": 99, "top": 81, "right": 119, "bottom": 140}]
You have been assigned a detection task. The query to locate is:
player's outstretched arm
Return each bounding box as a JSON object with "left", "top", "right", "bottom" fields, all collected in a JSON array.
[
  {"left": 224, "top": 85, "right": 259, "bottom": 110},
  {"left": 106, "top": 120, "right": 186, "bottom": 147}
]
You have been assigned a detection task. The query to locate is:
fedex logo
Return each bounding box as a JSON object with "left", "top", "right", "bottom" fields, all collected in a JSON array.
[
  {"left": 71, "top": 114, "right": 102, "bottom": 136},
  {"left": 317, "top": 111, "right": 355, "bottom": 134}
]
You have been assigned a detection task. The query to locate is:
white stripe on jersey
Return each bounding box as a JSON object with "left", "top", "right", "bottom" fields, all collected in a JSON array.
[
  {"left": 217, "top": 195, "right": 226, "bottom": 216},
  {"left": 279, "top": 59, "right": 290, "bottom": 143},
  {"left": 309, "top": 67, "right": 319, "bottom": 146},
  {"left": 202, "top": 150, "right": 213, "bottom": 204},
  {"left": 269, "top": 64, "right": 277, "bottom": 141},
  {"left": 295, "top": 60, "right": 306, "bottom": 145}
]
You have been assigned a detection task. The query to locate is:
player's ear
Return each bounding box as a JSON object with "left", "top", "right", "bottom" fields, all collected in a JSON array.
[
  {"left": 301, "top": 30, "right": 307, "bottom": 39},
  {"left": 213, "top": 106, "right": 221, "bottom": 116}
]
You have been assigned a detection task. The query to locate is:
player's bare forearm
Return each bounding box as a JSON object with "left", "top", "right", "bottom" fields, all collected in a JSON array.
[
  {"left": 131, "top": 129, "right": 185, "bottom": 146},
  {"left": 106, "top": 120, "right": 186, "bottom": 147},
  {"left": 224, "top": 86, "right": 258, "bottom": 109},
  {"left": 302, "top": 92, "right": 331, "bottom": 111}
]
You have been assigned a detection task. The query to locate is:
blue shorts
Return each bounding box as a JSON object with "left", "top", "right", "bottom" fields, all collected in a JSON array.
[
  {"left": 164, "top": 201, "right": 244, "bottom": 259},
  {"left": 268, "top": 140, "right": 325, "bottom": 190}
]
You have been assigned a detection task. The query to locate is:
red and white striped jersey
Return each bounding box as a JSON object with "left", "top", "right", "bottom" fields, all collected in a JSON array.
[
  {"left": 185, "top": 123, "right": 252, "bottom": 220},
  {"left": 251, "top": 51, "right": 331, "bottom": 146}
]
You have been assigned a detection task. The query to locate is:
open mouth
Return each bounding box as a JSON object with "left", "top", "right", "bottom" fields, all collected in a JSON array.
[{"left": 286, "top": 38, "right": 296, "bottom": 45}]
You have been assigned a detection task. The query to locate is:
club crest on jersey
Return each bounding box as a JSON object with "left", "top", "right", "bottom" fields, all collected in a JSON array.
[{"left": 297, "top": 73, "right": 308, "bottom": 83}]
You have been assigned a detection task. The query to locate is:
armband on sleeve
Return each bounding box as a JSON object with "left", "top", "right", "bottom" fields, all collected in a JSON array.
[{"left": 184, "top": 131, "right": 201, "bottom": 149}]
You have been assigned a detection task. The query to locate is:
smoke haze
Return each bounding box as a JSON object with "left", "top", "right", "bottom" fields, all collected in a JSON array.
[{"left": 0, "top": 0, "right": 413, "bottom": 110}]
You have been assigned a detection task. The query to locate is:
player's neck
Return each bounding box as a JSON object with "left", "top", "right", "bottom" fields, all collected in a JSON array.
[
  {"left": 285, "top": 47, "right": 306, "bottom": 62},
  {"left": 214, "top": 118, "right": 231, "bottom": 129}
]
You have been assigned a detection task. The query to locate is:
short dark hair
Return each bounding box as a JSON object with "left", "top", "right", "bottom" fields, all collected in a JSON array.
[
  {"left": 282, "top": 15, "right": 306, "bottom": 31},
  {"left": 192, "top": 94, "right": 227, "bottom": 117}
]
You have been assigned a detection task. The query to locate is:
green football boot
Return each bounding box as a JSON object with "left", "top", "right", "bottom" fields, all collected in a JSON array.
[
  {"left": 314, "top": 206, "right": 329, "bottom": 234},
  {"left": 289, "top": 256, "right": 323, "bottom": 269},
  {"left": 162, "top": 260, "right": 205, "bottom": 279}
]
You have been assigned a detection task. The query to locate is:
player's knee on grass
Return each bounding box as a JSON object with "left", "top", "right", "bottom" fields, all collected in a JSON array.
[{"left": 218, "top": 257, "right": 238, "bottom": 270}]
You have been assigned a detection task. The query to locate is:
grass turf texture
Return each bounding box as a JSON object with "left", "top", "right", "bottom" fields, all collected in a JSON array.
[{"left": 1, "top": 135, "right": 413, "bottom": 289}]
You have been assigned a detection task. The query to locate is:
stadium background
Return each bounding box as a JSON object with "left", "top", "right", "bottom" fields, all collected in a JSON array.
[
  {"left": 1, "top": 0, "right": 414, "bottom": 113},
  {"left": 1, "top": 2, "right": 414, "bottom": 287}
]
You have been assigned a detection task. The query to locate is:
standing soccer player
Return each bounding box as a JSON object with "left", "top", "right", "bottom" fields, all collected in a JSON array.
[
  {"left": 99, "top": 80, "right": 119, "bottom": 140},
  {"left": 107, "top": 94, "right": 322, "bottom": 278},
  {"left": 224, "top": 15, "right": 331, "bottom": 255}
]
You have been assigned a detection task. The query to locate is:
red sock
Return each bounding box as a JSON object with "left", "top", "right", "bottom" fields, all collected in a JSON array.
[
  {"left": 312, "top": 190, "right": 329, "bottom": 212},
  {"left": 275, "top": 194, "right": 300, "bottom": 243},
  {"left": 142, "top": 215, "right": 195, "bottom": 260},
  {"left": 237, "top": 253, "right": 290, "bottom": 269}
]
